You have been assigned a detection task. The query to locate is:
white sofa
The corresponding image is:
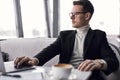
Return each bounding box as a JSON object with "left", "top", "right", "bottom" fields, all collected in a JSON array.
[
  {"left": 0, "top": 37, "right": 120, "bottom": 80},
  {"left": 0, "top": 38, "right": 59, "bottom": 66}
]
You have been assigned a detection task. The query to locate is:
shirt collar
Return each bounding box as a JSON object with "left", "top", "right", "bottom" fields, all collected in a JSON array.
[{"left": 76, "top": 24, "right": 90, "bottom": 35}]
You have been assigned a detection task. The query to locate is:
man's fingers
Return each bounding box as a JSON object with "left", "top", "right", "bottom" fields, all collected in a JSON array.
[
  {"left": 14, "top": 56, "right": 25, "bottom": 66},
  {"left": 18, "top": 56, "right": 29, "bottom": 65},
  {"left": 83, "top": 62, "right": 95, "bottom": 71},
  {"left": 15, "top": 56, "right": 30, "bottom": 68},
  {"left": 78, "top": 60, "right": 93, "bottom": 71},
  {"left": 78, "top": 59, "right": 102, "bottom": 71},
  {"left": 14, "top": 56, "right": 38, "bottom": 68}
]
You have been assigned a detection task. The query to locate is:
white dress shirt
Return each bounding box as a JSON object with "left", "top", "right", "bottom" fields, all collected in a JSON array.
[{"left": 69, "top": 25, "right": 90, "bottom": 68}]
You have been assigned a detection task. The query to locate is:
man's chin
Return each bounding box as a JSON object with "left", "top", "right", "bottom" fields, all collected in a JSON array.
[{"left": 72, "top": 25, "right": 79, "bottom": 28}]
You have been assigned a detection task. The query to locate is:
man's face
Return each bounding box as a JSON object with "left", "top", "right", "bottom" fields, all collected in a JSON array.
[{"left": 70, "top": 5, "right": 89, "bottom": 28}]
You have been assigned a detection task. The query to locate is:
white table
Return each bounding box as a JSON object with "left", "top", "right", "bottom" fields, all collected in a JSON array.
[{"left": 0, "top": 61, "right": 91, "bottom": 80}]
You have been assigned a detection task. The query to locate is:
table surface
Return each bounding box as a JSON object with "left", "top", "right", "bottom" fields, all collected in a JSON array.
[{"left": 0, "top": 61, "right": 91, "bottom": 80}]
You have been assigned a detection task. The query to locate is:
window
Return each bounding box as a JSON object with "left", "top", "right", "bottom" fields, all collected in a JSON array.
[
  {"left": 90, "top": 0, "right": 119, "bottom": 35},
  {"left": 60, "top": 0, "right": 73, "bottom": 31},
  {"left": 0, "top": 0, "right": 119, "bottom": 39},
  {"left": 20, "top": 0, "right": 47, "bottom": 38},
  {"left": 0, "top": 0, "right": 16, "bottom": 39}
]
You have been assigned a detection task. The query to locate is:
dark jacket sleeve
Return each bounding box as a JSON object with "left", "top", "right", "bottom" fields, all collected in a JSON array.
[
  {"left": 34, "top": 34, "right": 61, "bottom": 66},
  {"left": 99, "top": 32, "right": 119, "bottom": 75}
]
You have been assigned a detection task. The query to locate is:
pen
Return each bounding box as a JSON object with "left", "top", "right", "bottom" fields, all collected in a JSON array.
[{"left": 2, "top": 73, "right": 21, "bottom": 78}]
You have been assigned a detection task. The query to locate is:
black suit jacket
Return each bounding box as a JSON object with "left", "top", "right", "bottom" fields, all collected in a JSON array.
[{"left": 35, "top": 28, "right": 119, "bottom": 76}]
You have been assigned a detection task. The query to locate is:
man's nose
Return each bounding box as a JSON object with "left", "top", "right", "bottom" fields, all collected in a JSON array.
[{"left": 70, "top": 15, "right": 75, "bottom": 19}]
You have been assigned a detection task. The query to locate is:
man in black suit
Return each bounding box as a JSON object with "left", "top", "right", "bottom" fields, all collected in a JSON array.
[{"left": 14, "top": 0, "right": 119, "bottom": 80}]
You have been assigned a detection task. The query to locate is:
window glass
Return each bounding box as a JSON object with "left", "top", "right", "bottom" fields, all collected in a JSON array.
[
  {"left": 60, "top": 0, "right": 120, "bottom": 35},
  {"left": 0, "top": 0, "right": 16, "bottom": 39},
  {"left": 90, "top": 0, "right": 119, "bottom": 35},
  {"left": 20, "top": 0, "right": 47, "bottom": 38},
  {"left": 60, "top": 0, "right": 73, "bottom": 31}
]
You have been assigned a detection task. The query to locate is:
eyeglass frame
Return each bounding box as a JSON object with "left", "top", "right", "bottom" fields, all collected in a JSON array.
[{"left": 69, "top": 11, "right": 87, "bottom": 17}]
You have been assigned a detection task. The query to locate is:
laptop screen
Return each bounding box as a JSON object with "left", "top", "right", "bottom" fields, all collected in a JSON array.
[{"left": 0, "top": 47, "right": 6, "bottom": 74}]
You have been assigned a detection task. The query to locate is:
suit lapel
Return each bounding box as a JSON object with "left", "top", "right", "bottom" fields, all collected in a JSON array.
[
  {"left": 68, "top": 31, "right": 76, "bottom": 58},
  {"left": 83, "top": 28, "right": 94, "bottom": 58}
]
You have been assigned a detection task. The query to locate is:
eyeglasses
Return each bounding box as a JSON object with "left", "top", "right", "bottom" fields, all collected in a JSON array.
[{"left": 69, "top": 11, "right": 87, "bottom": 17}]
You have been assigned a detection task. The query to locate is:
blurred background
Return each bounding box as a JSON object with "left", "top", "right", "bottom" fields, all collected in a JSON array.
[{"left": 0, "top": 0, "right": 120, "bottom": 39}]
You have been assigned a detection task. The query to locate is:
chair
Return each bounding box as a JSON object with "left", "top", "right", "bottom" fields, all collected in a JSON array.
[{"left": 106, "top": 43, "right": 120, "bottom": 80}]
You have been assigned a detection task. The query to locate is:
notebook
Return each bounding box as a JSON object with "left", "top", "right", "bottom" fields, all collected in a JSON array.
[{"left": 0, "top": 48, "right": 35, "bottom": 74}]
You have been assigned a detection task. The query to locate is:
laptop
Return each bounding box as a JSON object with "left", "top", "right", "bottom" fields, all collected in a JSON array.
[
  {"left": 0, "top": 48, "right": 6, "bottom": 74},
  {"left": 0, "top": 48, "right": 35, "bottom": 75}
]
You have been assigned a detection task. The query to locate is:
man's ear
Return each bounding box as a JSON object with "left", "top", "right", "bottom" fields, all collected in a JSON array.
[{"left": 85, "top": 12, "right": 91, "bottom": 20}]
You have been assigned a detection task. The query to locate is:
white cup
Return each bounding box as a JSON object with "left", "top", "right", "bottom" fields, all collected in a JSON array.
[{"left": 51, "top": 63, "right": 73, "bottom": 79}]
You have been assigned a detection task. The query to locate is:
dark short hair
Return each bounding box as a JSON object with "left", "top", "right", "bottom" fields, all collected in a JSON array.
[{"left": 73, "top": 0, "right": 94, "bottom": 19}]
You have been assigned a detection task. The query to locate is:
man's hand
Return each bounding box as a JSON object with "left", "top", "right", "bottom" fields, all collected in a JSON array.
[
  {"left": 77, "top": 59, "right": 104, "bottom": 71},
  {"left": 14, "top": 56, "right": 39, "bottom": 69}
]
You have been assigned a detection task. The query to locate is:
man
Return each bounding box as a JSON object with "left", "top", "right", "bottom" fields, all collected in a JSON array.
[{"left": 14, "top": 0, "right": 119, "bottom": 80}]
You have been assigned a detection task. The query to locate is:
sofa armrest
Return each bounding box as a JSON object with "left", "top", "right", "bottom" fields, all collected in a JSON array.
[{"left": 106, "top": 43, "right": 120, "bottom": 80}]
